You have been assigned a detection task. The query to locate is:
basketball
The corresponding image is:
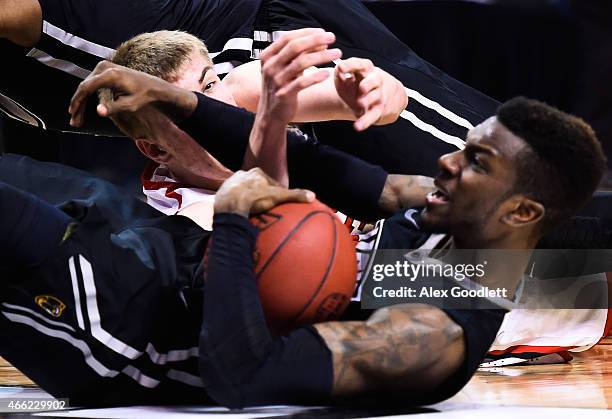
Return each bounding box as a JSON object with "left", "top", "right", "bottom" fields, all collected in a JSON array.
[{"left": 250, "top": 200, "right": 357, "bottom": 334}]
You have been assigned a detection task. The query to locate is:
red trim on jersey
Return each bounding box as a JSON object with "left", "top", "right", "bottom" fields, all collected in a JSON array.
[
  {"left": 601, "top": 272, "right": 612, "bottom": 339},
  {"left": 140, "top": 162, "right": 195, "bottom": 209},
  {"left": 488, "top": 345, "right": 578, "bottom": 356}
]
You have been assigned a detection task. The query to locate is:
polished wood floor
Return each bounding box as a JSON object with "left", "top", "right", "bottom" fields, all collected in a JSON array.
[
  {"left": 1, "top": 339, "right": 611, "bottom": 410},
  {"left": 449, "top": 338, "right": 612, "bottom": 410}
]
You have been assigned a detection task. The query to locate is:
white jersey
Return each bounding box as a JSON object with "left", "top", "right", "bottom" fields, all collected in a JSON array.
[
  {"left": 142, "top": 164, "right": 216, "bottom": 215},
  {"left": 141, "top": 165, "right": 610, "bottom": 365}
]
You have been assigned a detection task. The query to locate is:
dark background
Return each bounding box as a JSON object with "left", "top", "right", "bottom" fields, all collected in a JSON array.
[{"left": 1, "top": 0, "right": 611, "bottom": 188}]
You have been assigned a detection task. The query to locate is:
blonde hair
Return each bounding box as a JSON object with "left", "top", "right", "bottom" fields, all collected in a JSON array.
[{"left": 99, "top": 31, "right": 211, "bottom": 137}]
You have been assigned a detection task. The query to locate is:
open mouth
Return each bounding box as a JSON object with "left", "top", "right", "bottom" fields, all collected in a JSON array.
[{"left": 426, "top": 187, "right": 450, "bottom": 205}]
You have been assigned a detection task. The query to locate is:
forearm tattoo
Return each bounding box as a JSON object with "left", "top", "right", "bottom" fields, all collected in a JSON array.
[{"left": 315, "top": 304, "right": 464, "bottom": 398}]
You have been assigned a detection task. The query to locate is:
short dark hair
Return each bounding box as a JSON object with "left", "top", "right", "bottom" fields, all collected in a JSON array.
[{"left": 497, "top": 97, "right": 606, "bottom": 232}]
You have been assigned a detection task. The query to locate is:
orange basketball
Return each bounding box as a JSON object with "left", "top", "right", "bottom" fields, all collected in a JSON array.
[{"left": 250, "top": 200, "right": 357, "bottom": 334}]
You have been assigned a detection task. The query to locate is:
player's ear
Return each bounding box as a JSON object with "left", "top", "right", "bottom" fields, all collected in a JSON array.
[
  {"left": 501, "top": 195, "right": 545, "bottom": 228},
  {"left": 134, "top": 139, "right": 171, "bottom": 164}
]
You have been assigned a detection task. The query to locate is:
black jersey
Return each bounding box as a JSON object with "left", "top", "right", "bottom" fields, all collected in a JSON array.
[
  {"left": 1, "top": 0, "right": 500, "bottom": 178},
  {"left": 0, "top": 154, "right": 210, "bottom": 406},
  {"left": 0, "top": 0, "right": 264, "bottom": 135}
]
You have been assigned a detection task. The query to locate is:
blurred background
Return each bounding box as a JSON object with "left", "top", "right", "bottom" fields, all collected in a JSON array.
[{"left": 1, "top": 0, "right": 611, "bottom": 189}]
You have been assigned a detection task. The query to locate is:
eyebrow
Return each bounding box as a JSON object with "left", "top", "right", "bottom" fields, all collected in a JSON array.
[
  {"left": 199, "top": 66, "right": 213, "bottom": 84},
  {"left": 464, "top": 142, "right": 497, "bottom": 157}
]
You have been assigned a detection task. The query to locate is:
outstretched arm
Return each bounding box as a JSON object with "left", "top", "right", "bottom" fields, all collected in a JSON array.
[
  {"left": 225, "top": 55, "right": 407, "bottom": 131},
  {"left": 241, "top": 28, "right": 342, "bottom": 187}
]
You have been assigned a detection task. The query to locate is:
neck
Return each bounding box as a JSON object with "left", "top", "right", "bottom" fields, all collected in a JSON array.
[{"left": 451, "top": 233, "right": 537, "bottom": 301}]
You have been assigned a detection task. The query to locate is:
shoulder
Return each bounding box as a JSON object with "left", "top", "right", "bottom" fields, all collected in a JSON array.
[
  {"left": 377, "top": 208, "right": 431, "bottom": 249},
  {"left": 223, "top": 61, "right": 261, "bottom": 111}
]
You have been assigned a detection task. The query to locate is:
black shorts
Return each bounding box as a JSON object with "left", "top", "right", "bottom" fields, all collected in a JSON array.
[
  {"left": 259, "top": 0, "right": 501, "bottom": 175},
  {"left": 0, "top": 0, "right": 264, "bottom": 135},
  {"left": 0, "top": 154, "right": 210, "bottom": 406},
  {"left": 3, "top": 0, "right": 497, "bottom": 175}
]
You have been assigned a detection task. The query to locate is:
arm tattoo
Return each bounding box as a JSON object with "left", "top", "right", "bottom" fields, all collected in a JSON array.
[{"left": 314, "top": 304, "right": 464, "bottom": 398}]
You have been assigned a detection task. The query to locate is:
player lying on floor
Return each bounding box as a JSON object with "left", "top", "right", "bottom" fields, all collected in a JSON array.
[
  {"left": 96, "top": 29, "right": 407, "bottom": 133},
  {"left": 2, "top": 95, "right": 605, "bottom": 407},
  {"left": 70, "top": 29, "right": 612, "bottom": 364},
  {"left": 72, "top": 29, "right": 430, "bottom": 225}
]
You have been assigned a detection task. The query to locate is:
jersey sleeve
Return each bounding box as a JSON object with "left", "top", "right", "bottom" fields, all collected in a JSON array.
[
  {"left": 178, "top": 93, "right": 388, "bottom": 220},
  {"left": 429, "top": 308, "right": 506, "bottom": 403},
  {"left": 199, "top": 213, "right": 333, "bottom": 408}
]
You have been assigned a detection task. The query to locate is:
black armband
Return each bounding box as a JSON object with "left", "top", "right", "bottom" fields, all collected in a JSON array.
[
  {"left": 287, "top": 133, "right": 388, "bottom": 221},
  {"left": 177, "top": 94, "right": 388, "bottom": 219},
  {"left": 177, "top": 93, "right": 252, "bottom": 171}
]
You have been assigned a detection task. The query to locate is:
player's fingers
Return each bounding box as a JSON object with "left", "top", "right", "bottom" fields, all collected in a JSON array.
[
  {"left": 276, "top": 69, "right": 330, "bottom": 98},
  {"left": 358, "top": 71, "right": 383, "bottom": 96},
  {"left": 263, "top": 32, "right": 335, "bottom": 81},
  {"left": 273, "top": 31, "right": 336, "bottom": 68},
  {"left": 275, "top": 48, "right": 341, "bottom": 86},
  {"left": 357, "top": 87, "right": 382, "bottom": 112},
  {"left": 354, "top": 102, "right": 384, "bottom": 132},
  {"left": 251, "top": 187, "right": 315, "bottom": 214},
  {"left": 336, "top": 57, "right": 374, "bottom": 76},
  {"left": 103, "top": 95, "right": 145, "bottom": 117},
  {"left": 247, "top": 167, "right": 282, "bottom": 187},
  {"left": 260, "top": 28, "right": 326, "bottom": 62},
  {"left": 69, "top": 70, "right": 125, "bottom": 126},
  {"left": 96, "top": 103, "right": 109, "bottom": 117}
]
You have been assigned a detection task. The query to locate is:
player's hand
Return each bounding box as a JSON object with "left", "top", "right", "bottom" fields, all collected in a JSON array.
[
  {"left": 334, "top": 58, "right": 399, "bottom": 131},
  {"left": 68, "top": 61, "right": 197, "bottom": 127},
  {"left": 215, "top": 168, "right": 315, "bottom": 218},
  {"left": 259, "top": 28, "right": 342, "bottom": 125}
]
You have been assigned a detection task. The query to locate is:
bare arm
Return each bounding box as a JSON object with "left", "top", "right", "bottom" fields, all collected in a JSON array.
[
  {"left": 0, "top": 0, "right": 41, "bottom": 47},
  {"left": 240, "top": 29, "right": 341, "bottom": 187},
  {"left": 314, "top": 304, "right": 465, "bottom": 399},
  {"left": 378, "top": 174, "right": 434, "bottom": 214},
  {"left": 225, "top": 57, "right": 407, "bottom": 131}
]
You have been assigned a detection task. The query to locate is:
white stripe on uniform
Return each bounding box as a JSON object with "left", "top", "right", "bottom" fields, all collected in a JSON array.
[
  {"left": 1, "top": 303, "right": 75, "bottom": 333},
  {"left": 26, "top": 48, "right": 91, "bottom": 79},
  {"left": 1, "top": 311, "right": 120, "bottom": 378},
  {"left": 400, "top": 110, "right": 466, "bottom": 149},
  {"left": 42, "top": 21, "right": 115, "bottom": 59},
  {"left": 68, "top": 256, "right": 86, "bottom": 330},
  {"left": 78, "top": 256, "right": 143, "bottom": 360}
]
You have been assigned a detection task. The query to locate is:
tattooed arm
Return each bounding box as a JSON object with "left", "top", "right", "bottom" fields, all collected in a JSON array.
[{"left": 314, "top": 304, "right": 465, "bottom": 399}]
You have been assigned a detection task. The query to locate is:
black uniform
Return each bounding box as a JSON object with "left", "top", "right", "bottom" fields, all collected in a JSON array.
[
  {"left": 0, "top": 150, "right": 505, "bottom": 407},
  {"left": 1, "top": 0, "right": 499, "bottom": 176},
  {"left": 0, "top": 0, "right": 264, "bottom": 135}
]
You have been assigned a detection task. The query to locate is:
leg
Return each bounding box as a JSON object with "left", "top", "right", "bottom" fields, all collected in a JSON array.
[
  {"left": 260, "top": 0, "right": 500, "bottom": 175},
  {"left": 0, "top": 155, "right": 209, "bottom": 405},
  {"left": 0, "top": 180, "right": 69, "bottom": 269}
]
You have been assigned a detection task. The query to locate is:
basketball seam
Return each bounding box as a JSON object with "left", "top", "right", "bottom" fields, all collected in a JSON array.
[
  {"left": 255, "top": 210, "right": 329, "bottom": 281},
  {"left": 287, "top": 212, "right": 339, "bottom": 328}
]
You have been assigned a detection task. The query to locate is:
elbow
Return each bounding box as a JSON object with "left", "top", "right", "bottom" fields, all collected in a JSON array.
[{"left": 372, "top": 306, "right": 465, "bottom": 397}]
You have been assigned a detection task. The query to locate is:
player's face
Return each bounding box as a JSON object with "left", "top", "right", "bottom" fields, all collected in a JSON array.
[
  {"left": 420, "top": 117, "right": 527, "bottom": 243},
  {"left": 173, "top": 50, "right": 237, "bottom": 106}
]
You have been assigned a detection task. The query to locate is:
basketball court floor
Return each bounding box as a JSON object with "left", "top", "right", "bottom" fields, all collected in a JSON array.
[{"left": 1, "top": 339, "right": 610, "bottom": 418}]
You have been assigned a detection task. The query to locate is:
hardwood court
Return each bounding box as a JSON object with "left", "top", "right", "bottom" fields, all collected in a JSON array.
[
  {"left": 446, "top": 338, "right": 612, "bottom": 410},
  {"left": 1, "top": 340, "right": 611, "bottom": 412}
]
